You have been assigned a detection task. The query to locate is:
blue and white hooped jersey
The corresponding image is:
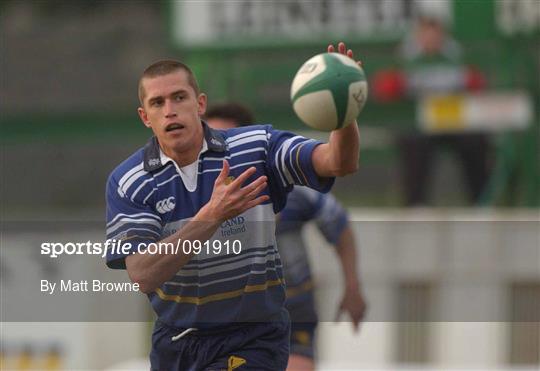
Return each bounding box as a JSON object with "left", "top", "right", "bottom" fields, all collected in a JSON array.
[
  {"left": 105, "top": 122, "right": 334, "bottom": 329},
  {"left": 276, "top": 186, "right": 349, "bottom": 311}
]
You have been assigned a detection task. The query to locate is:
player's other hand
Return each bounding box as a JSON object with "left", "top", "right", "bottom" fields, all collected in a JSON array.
[
  {"left": 201, "top": 160, "right": 269, "bottom": 222},
  {"left": 337, "top": 286, "right": 367, "bottom": 332},
  {"left": 327, "top": 41, "right": 363, "bottom": 69}
]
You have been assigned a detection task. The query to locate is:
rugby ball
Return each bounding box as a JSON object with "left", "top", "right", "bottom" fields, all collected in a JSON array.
[{"left": 291, "top": 53, "right": 368, "bottom": 131}]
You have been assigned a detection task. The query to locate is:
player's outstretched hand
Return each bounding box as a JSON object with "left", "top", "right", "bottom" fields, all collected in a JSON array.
[
  {"left": 201, "top": 160, "right": 269, "bottom": 222},
  {"left": 337, "top": 287, "right": 367, "bottom": 332},
  {"left": 328, "top": 41, "right": 363, "bottom": 69}
]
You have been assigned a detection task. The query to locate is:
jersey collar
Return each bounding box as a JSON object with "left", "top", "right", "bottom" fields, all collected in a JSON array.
[
  {"left": 159, "top": 139, "right": 207, "bottom": 170},
  {"left": 143, "top": 121, "right": 227, "bottom": 172}
]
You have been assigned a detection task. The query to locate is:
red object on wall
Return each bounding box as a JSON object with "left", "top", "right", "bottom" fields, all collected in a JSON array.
[
  {"left": 371, "top": 69, "right": 406, "bottom": 102},
  {"left": 465, "top": 66, "right": 487, "bottom": 91}
]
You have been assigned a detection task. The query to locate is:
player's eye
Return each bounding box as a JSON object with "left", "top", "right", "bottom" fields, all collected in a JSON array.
[
  {"left": 151, "top": 99, "right": 163, "bottom": 107},
  {"left": 174, "top": 94, "right": 185, "bottom": 101}
]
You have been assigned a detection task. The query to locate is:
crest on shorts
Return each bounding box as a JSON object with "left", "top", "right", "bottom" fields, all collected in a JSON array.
[{"left": 227, "top": 355, "right": 246, "bottom": 370}]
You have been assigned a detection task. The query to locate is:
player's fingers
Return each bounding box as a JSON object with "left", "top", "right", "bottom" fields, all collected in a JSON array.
[
  {"left": 215, "top": 160, "right": 229, "bottom": 184},
  {"left": 355, "top": 310, "right": 364, "bottom": 322},
  {"left": 357, "top": 60, "right": 363, "bottom": 68},
  {"left": 230, "top": 166, "right": 257, "bottom": 189},
  {"left": 244, "top": 180, "right": 267, "bottom": 200},
  {"left": 354, "top": 306, "right": 367, "bottom": 325},
  {"left": 360, "top": 303, "right": 368, "bottom": 320},
  {"left": 344, "top": 308, "right": 360, "bottom": 332},
  {"left": 241, "top": 176, "right": 267, "bottom": 197},
  {"left": 243, "top": 195, "right": 270, "bottom": 211},
  {"left": 338, "top": 42, "right": 346, "bottom": 54},
  {"left": 328, "top": 44, "right": 335, "bottom": 53}
]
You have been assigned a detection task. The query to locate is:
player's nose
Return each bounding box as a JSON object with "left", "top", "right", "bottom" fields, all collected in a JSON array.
[{"left": 164, "top": 99, "right": 177, "bottom": 118}]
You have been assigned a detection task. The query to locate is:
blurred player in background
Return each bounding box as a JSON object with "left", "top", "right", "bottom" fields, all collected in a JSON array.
[
  {"left": 372, "top": 14, "right": 490, "bottom": 206},
  {"left": 206, "top": 103, "right": 367, "bottom": 371},
  {"left": 105, "top": 42, "right": 362, "bottom": 370}
]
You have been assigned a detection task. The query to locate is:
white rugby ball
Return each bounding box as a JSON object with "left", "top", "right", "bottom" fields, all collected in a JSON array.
[{"left": 291, "top": 52, "right": 368, "bottom": 131}]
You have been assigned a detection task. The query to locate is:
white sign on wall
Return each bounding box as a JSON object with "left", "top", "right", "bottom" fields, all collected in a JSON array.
[
  {"left": 170, "top": 0, "right": 451, "bottom": 48},
  {"left": 497, "top": 0, "right": 540, "bottom": 35}
]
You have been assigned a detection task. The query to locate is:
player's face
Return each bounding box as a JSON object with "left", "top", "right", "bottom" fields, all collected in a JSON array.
[
  {"left": 206, "top": 118, "right": 238, "bottom": 130},
  {"left": 417, "top": 21, "right": 445, "bottom": 54},
  {"left": 138, "top": 70, "right": 206, "bottom": 156}
]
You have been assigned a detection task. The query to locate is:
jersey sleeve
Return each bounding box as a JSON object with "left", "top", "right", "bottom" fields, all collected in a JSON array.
[
  {"left": 266, "top": 126, "right": 335, "bottom": 194},
  {"left": 105, "top": 174, "right": 162, "bottom": 269},
  {"left": 313, "top": 192, "right": 349, "bottom": 246}
]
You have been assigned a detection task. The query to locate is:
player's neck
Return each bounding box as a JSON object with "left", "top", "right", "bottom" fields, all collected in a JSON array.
[{"left": 164, "top": 134, "right": 204, "bottom": 168}]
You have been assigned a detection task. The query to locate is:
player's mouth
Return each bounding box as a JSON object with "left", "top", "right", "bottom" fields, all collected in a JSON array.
[{"left": 165, "top": 123, "right": 185, "bottom": 132}]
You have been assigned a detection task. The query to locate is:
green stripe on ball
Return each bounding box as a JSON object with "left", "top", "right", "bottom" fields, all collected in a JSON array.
[{"left": 292, "top": 53, "right": 365, "bottom": 129}]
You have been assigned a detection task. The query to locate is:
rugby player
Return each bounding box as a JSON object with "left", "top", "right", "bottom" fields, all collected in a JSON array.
[{"left": 105, "top": 42, "right": 361, "bottom": 370}]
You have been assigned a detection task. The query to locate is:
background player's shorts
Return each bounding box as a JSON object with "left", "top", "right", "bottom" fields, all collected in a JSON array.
[
  {"left": 289, "top": 321, "right": 317, "bottom": 360},
  {"left": 149, "top": 309, "right": 290, "bottom": 371}
]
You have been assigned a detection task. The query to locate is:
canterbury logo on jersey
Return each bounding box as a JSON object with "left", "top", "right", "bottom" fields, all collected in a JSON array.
[{"left": 156, "top": 196, "right": 175, "bottom": 214}]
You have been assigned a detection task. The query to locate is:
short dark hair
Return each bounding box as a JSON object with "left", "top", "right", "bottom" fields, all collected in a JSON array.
[
  {"left": 204, "top": 103, "right": 255, "bottom": 127},
  {"left": 417, "top": 15, "right": 445, "bottom": 30},
  {"left": 138, "top": 60, "right": 200, "bottom": 106}
]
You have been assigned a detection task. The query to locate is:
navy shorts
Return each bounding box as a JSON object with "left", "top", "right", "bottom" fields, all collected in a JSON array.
[
  {"left": 289, "top": 321, "right": 317, "bottom": 359},
  {"left": 150, "top": 309, "right": 290, "bottom": 371},
  {"left": 286, "top": 298, "right": 318, "bottom": 360}
]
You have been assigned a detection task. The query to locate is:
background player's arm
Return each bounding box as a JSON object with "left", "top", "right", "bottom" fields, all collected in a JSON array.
[
  {"left": 335, "top": 225, "right": 367, "bottom": 331},
  {"left": 310, "top": 188, "right": 366, "bottom": 330},
  {"left": 312, "top": 42, "right": 360, "bottom": 178},
  {"left": 126, "top": 161, "right": 268, "bottom": 293}
]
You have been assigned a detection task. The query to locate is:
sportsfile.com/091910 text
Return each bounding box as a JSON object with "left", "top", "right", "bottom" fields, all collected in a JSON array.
[{"left": 40, "top": 239, "right": 242, "bottom": 258}]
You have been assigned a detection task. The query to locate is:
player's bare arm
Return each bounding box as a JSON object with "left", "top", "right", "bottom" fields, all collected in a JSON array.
[
  {"left": 312, "top": 41, "right": 361, "bottom": 178},
  {"left": 335, "top": 225, "right": 367, "bottom": 331},
  {"left": 125, "top": 161, "right": 268, "bottom": 293}
]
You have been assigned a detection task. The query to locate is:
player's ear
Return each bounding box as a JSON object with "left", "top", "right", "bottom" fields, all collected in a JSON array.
[
  {"left": 137, "top": 107, "right": 152, "bottom": 128},
  {"left": 197, "top": 93, "right": 207, "bottom": 116}
]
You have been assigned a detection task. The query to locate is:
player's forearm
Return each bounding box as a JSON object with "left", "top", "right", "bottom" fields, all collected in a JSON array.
[
  {"left": 329, "top": 122, "right": 360, "bottom": 175},
  {"left": 125, "top": 209, "right": 221, "bottom": 294},
  {"left": 336, "top": 226, "right": 361, "bottom": 290},
  {"left": 312, "top": 122, "right": 359, "bottom": 177}
]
